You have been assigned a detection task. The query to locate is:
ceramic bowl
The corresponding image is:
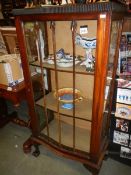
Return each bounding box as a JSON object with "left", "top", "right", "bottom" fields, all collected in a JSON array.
[{"left": 54, "top": 88, "right": 82, "bottom": 103}]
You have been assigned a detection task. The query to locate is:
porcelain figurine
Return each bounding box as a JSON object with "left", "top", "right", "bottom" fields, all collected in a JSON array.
[{"left": 80, "top": 48, "right": 95, "bottom": 71}]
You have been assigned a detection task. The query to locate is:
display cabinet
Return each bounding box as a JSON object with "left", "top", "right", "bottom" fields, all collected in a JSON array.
[{"left": 13, "top": 2, "right": 127, "bottom": 175}]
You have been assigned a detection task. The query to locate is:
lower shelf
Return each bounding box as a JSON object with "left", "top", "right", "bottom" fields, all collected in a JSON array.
[
  {"left": 36, "top": 92, "right": 93, "bottom": 121},
  {"left": 41, "top": 118, "right": 91, "bottom": 153}
]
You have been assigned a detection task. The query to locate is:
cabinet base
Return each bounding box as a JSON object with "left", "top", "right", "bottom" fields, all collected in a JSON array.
[
  {"left": 23, "top": 135, "right": 108, "bottom": 175},
  {"left": 83, "top": 164, "right": 99, "bottom": 175}
]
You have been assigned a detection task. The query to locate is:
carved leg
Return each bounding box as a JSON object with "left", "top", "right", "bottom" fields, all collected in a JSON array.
[
  {"left": 23, "top": 137, "right": 34, "bottom": 154},
  {"left": 32, "top": 144, "right": 40, "bottom": 157},
  {"left": 23, "top": 137, "right": 40, "bottom": 157}
]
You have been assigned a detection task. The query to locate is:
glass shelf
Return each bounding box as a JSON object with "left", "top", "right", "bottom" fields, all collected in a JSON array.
[
  {"left": 36, "top": 92, "right": 93, "bottom": 121},
  {"left": 30, "top": 60, "right": 95, "bottom": 75}
]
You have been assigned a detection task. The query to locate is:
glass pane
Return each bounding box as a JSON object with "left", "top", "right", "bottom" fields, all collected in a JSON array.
[
  {"left": 108, "top": 21, "right": 120, "bottom": 78},
  {"left": 42, "top": 115, "right": 59, "bottom": 143},
  {"left": 24, "top": 21, "right": 48, "bottom": 63},
  {"left": 104, "top": 20, "right": 121, "bottom": 112},
  {"left": 22, "top": 20, "right": 96, "bottom": 153},
  {"left": 61, "top": 116, "right": 73, "bottom": 148},
  {"left": 75, "top": 118, "right": 91, "bottom": 152},
  {"left": 102, "top": 20, "right": 122, "bottom": 139}
]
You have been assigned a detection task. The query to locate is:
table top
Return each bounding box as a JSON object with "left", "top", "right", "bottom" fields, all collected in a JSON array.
[{"left": 0, "top": 81, "right": 25, "bottom": 93}]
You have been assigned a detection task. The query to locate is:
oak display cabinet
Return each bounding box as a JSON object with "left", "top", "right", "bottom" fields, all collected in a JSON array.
[{"left": 13, "top": 2, "right": 128, "bottom": 175}]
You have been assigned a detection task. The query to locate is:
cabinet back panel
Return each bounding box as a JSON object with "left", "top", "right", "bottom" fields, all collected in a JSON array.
[
  {"left": 51, "top": 70, "right": 94, "bottom": 100},
  {"left": 47, "top": 20, "right": 97, "bottom": 56}
]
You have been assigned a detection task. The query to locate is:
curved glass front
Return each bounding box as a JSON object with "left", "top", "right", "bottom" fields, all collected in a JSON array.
[{"left": 22, "top": 20, "right": 97, "bottom": 154}]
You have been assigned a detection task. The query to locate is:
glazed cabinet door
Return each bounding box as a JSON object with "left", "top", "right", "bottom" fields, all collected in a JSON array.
[{"left": 20, "top": 19, "right": 98, "bottom": 155}]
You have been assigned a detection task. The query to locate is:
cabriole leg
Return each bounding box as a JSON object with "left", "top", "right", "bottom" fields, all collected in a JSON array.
[
  {"left": 23, "top": 137, "right": 34, "bottom": 154},
  {"left": 32, "top": 144, "right": 40, "bottom": 157}
]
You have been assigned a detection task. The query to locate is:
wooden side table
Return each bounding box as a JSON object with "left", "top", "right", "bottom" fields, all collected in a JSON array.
[{"left": 0, "top": 82, "right": 30, "bottom": 128}]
